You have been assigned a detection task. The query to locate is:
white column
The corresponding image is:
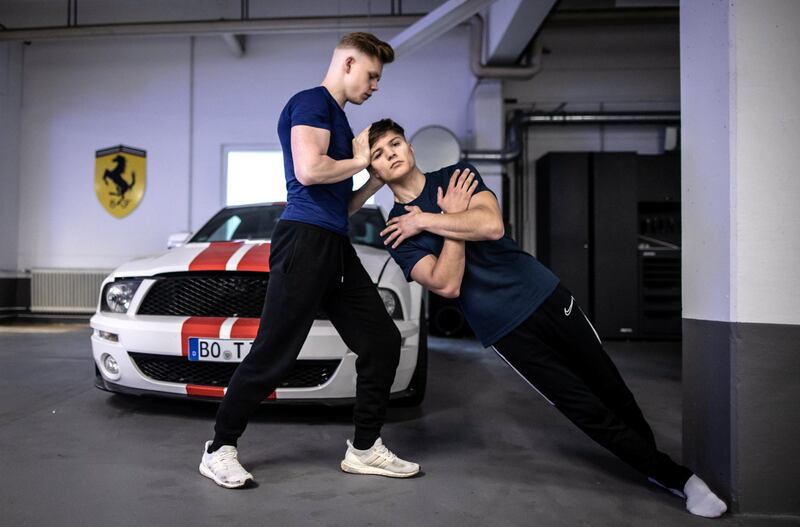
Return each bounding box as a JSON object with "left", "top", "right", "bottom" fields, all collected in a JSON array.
[{"left": 680, "top": 0, "right": 800, "bottom": 514}]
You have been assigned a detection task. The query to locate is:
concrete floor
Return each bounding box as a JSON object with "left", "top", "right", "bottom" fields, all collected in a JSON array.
[{"left": 0, "top": 324, "right": 797, "bottom": 527}]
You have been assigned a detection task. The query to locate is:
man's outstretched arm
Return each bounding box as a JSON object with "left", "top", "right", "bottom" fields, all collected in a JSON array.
[
  {"left": 292, "top": 125, "right": 370, "bottom": 186},
  {"left": 417, "top": 191, "right": 504, "bottom": 241},
  {"left": 381, "top": 189, "right": 504, "bottom": 249}
]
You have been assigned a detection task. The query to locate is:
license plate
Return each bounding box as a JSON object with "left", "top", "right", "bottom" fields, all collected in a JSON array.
[{"left": 188, "top": 337, "right": 252, "bottom": 362}]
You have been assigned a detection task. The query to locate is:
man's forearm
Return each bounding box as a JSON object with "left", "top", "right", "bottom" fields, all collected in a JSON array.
[
  {"left": 348, "top": 177, "right": 384, "bottom": 216},
  {"left": 420, "top": 207, "right": 504, "bottom": 241},
  {"left": 296, "top": 155, "right": 367, "bottom": 186},
  {"left": 429, "top": 239, "right": 466, "bottom": 297}
]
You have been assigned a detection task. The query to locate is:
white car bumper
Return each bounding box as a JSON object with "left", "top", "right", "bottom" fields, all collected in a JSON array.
[{"left": 90, "top": 313, "right": 420, "bottom": 403}]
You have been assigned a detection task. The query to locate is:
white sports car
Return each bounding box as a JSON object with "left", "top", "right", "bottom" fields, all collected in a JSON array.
[{"left": 90, "top": 203, "right": 426, "bottom": 406}]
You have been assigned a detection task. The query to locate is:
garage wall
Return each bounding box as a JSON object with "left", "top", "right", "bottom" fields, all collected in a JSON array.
[
  {"left": 17, "top": 37, "right": 192, "bottom": 270},
  {"left": 13, "top": 26, "right": 475, "bottom": 270},
  {"left": 0, "top": 43, "right": 22, "bottom": 273},
  {"left": 504, "top": 20, "right": 680, "bottom": 252}
]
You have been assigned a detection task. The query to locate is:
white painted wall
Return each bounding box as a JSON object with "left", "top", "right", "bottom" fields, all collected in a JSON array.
[
  {"left": 504, "top": 20, "right": 680, "bottom": 252},
  {"left": 0, "top": 43, "right": 22, "bottom": 273},
  {"left": 679, "top": 0, "right": 733, "bottom": 323},
  {"left": 732, "top": 0, "right": 800, "bottom": 325},
  {"left": 12, "top": 25, "right": 475, "bottom": 270},
  {"left": 681, "top": 0, "right": 800, "bottom": 326},
  {"left": 17, "top": 37, "right": 192, "bottom": 270},
  {"left": 467, "top": 79, "right": 504, "bottom": 201}
]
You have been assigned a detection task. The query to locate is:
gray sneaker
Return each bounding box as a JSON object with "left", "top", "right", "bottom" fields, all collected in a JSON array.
[
  {"left": 199, "top": 441, "right": 254, "bottom": 488},
  {"left": 340, "top": 438, "right": 419, "bottom": 478}
]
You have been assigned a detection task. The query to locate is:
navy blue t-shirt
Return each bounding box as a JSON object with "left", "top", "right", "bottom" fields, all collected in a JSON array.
[
  {"left": 387, "top": 162, "right": 560, "bottom": 347},
  {"left": 277, "top": 86, "right": 354, "bottom": 235}
]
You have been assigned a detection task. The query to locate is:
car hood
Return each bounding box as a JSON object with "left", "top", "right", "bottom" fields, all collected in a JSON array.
[{"left": 110, "top": 241, "right": 391, "bottom": 283}]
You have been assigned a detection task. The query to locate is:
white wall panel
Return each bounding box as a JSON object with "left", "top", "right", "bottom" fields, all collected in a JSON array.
[
  {"left": 17, "top": 37, "right": 191, "bottom": 269},
  {"left": 732, "top": 0, "right": 800, "bottom": 325}
]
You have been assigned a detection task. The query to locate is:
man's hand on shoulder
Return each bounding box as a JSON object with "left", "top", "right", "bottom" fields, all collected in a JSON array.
[
  {"left": 437, "top": 168, "right": 477, "bottom": 214},
  {"left": 381, "top": 206, "right": 425, "bottom": 249}
]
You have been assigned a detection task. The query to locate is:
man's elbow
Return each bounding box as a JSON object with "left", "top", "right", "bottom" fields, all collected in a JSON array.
[
  {"left": 293, "top": 163, "right": 317, "bottom": 186},
  {"left": 295, "top": 170, "right": 314, "bottom": 186},
  {"left": 490, "top": 221, "right": 505, "bottom": 240},
  {"left": 482, "top": 220, "right": 504, "bottom": 241},
  {"left": 437, "top": 286, "right": 460, "bottom": 299}
]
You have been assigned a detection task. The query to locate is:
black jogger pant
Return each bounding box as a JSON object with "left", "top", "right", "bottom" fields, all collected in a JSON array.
[
  {"left": 493, "top": 284, "right": 693, "bottom": 491},
  {"left": 212, "top": 220, "right": 401, "bottom": 450}
]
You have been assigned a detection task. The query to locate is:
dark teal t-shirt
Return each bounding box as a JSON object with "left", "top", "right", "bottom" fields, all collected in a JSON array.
[
  {"left": 387, "top": 162, "right": 560, "bottom": 347},
  {"left": 277, "top": 86, "right": 353, "bottom": 235}
]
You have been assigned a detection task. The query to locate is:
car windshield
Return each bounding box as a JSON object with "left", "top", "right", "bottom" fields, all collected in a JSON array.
[{"left": 189, "top": 204, "right": 387, "bottom": 250}]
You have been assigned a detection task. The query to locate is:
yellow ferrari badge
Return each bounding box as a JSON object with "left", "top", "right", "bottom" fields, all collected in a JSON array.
[{"left": 95, "top": 145, "right": 146, "bottom": 218}]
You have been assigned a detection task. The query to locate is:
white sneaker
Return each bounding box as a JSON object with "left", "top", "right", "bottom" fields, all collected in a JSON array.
[
  {"left": 340, "top": 438, "right": 419, "bottom": 478},
  {"left": 199, "top": 441, "right": 254, "bottom": 488}
]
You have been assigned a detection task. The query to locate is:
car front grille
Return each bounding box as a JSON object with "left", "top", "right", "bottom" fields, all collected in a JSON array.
[
  {"left": 129, "top": 352, "right": 341, "bottom": 388},
  {"left": 136, "top": 273, "right": 328, "bottom": 319},
  {"left": 137, "top": 273, "right": 268, "bottom": 318}
]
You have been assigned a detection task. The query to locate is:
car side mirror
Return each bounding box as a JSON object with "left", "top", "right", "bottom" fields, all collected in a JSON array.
[{"left": 167, "top": 232, "right": 192, "bottom": 249}]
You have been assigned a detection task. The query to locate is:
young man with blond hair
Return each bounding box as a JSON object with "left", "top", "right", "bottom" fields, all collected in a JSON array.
[
  {"left": 367, "top": 118, "right": 727, "bottom": 518},
  {"left": 199, "top": 34, "right": 418, "bottom": 488}
]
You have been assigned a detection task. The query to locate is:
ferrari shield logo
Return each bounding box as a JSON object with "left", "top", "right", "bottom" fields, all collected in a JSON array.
[{"left": 95, "top": 145, "right": 146, "bottom": 218}]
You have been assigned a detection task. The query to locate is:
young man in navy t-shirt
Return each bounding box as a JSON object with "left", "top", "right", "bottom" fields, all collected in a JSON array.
[
  {"left": 367, "top": 119, "right": 727, "bottom": 519},
  {"left": 200, "top": 34, "right": 418, "bottom": 488}
]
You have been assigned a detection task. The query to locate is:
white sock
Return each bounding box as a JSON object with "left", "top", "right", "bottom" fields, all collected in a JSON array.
[{"left": 684, "top": 474, "right": 728, "bottom": 518}]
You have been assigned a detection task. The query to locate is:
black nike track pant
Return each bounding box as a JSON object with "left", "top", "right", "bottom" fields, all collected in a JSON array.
[
  {"left": 211, "top": 220, "right": 401, "bottom": 451},
  {"left": 492, "top": 284, "right": 693, "bottom": 491}
]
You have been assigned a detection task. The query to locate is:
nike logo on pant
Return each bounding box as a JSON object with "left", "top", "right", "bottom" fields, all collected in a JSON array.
[{"left": 564, "top": 296, "right": 574, "bottom": 316}]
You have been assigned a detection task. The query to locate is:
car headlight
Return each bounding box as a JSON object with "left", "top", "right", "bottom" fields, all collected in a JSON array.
[
  {"left": 378, "top": 288, "right": 403, "bottom": 320},
  {"left": 101, "top": 279, "right": 143, "bottom": 313}
]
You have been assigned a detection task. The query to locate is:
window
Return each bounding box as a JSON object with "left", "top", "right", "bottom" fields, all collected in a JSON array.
[
  {"left": 224, "top": 147, "right": 373, "bottom": 206},
  {"left": 225, "top": 148, "right": 285, "bottom": 206}
]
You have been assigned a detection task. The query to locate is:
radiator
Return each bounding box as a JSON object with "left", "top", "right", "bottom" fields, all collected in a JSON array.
[{"left": 30, "top": 269, "right": 111, "bottom": 314}]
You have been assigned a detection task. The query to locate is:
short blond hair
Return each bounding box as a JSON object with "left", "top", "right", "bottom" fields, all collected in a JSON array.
[{"left": 337, "top": 32, "right": 394, "bottom": 64}]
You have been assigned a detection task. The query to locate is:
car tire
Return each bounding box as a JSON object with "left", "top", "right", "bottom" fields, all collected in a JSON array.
[{"left": 394, "top": 300, "right": 427, "bottom": 407}]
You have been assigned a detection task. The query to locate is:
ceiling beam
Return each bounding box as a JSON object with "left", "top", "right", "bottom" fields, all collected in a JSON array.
[
  {"left": 0, "top": 15, "right": 420, "bottom": 42},
  {"left": 388, "top": 0, "right": 497, "bottom": 58},
  {"left": 485, "top": 0, "right": 556, "bottom": 64}
]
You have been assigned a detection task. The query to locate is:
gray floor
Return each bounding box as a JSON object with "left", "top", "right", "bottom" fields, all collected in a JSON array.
[{"left": 1, "top": 324, "right": 797, "bottom": 527}]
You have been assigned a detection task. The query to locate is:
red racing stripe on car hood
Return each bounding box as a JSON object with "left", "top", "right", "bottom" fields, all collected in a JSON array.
[
  {"left": 181, "top": 317, "right": 227, "bottom": 357},
  {"left": 188, "top": 241, "right": 242, "bottom": 271},
  {"left": 236, "top": 243, "right": 270, "bottom": 272}
]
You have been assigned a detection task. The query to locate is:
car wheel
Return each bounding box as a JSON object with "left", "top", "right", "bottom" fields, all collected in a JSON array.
[
  {"left": 395, "top": 300, "right": 427, "bottom": 407},
  {"left": 429, "top": 293, "right": 467, "bottom": 337}
]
